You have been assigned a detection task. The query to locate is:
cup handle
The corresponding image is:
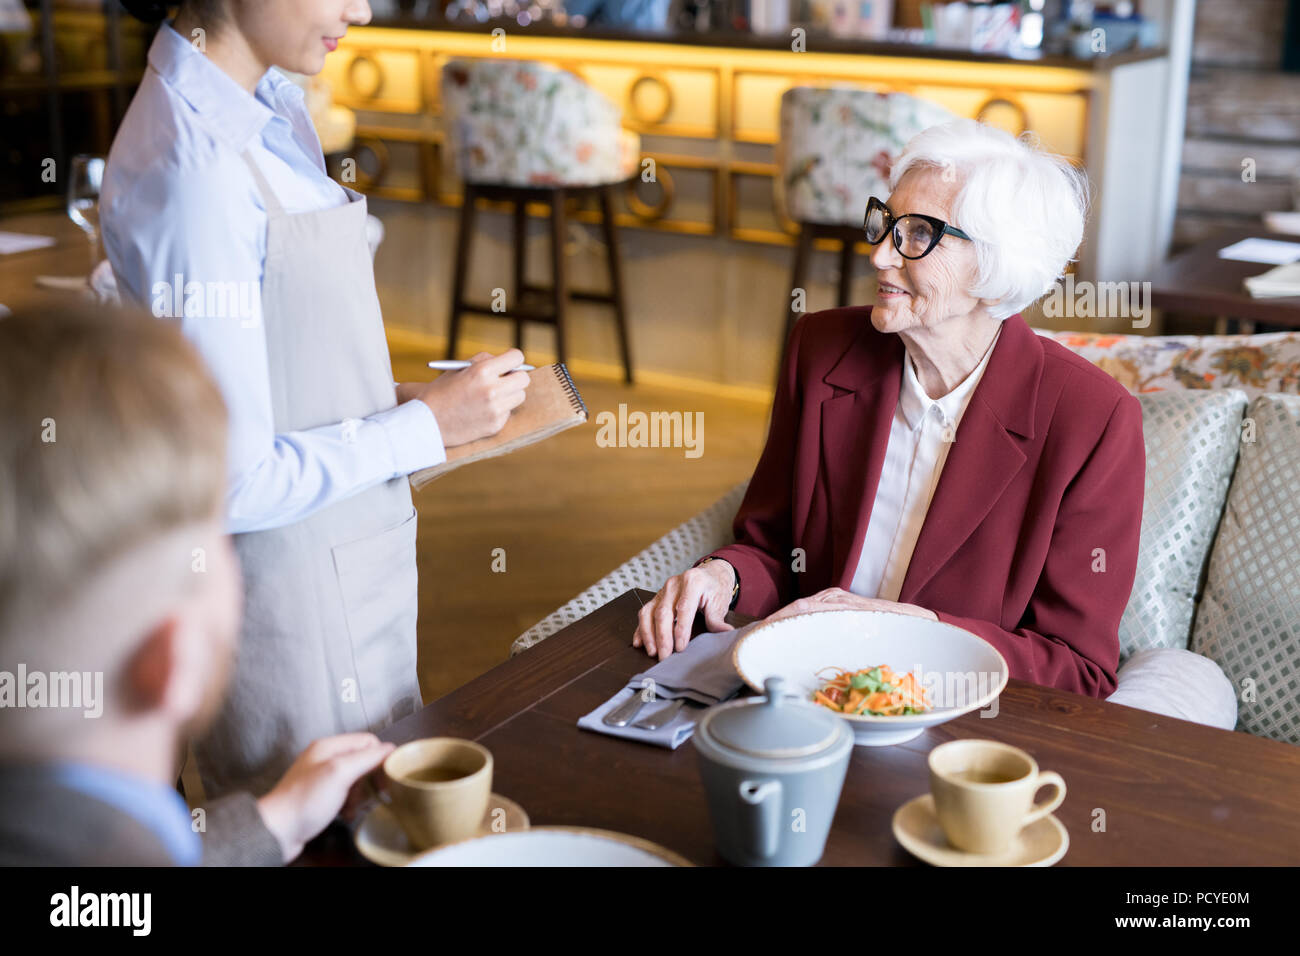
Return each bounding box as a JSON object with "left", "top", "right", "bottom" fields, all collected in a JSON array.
[{"left": 1022, "top": 771, "right": 1066, "bottom": 826}]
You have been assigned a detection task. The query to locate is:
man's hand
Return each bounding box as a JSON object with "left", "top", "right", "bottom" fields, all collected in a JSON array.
[
  {"left": 763, "top": 588, "right": 938, "bottom": 625},
  {"left": 403, "top": 350, "right": 530, "bottom": 448},
  {"left": 255, "top": 733, "right": 395, "bottom": 864}
]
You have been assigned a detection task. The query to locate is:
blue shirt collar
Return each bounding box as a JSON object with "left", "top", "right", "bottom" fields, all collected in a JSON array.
[
  {"left": 147, "top": 20, "right": 304, "bottom": 154},
  {"left": 49, "top": 760, "right": 202, "bottom": 866}
]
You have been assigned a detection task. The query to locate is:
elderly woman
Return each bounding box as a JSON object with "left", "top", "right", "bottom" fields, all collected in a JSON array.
[{"left": 633, "top": 119, "right": 1145, "bottom": 697}]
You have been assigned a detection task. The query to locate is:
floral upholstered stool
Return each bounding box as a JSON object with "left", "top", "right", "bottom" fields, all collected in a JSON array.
[
  {"left": 776, "top": 87, "right": 955, "bottom": 369},
  {"left": 440, "top": 59, "right": 642, "bottom": 382}
]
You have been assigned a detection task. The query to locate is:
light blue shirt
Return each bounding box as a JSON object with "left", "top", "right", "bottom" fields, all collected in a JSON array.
[
  {"left": 50, "top": 761, "right": 202, "bottom": 866},
  {"left": 102, "top": 23, "right": 445, "bottom": 534}
]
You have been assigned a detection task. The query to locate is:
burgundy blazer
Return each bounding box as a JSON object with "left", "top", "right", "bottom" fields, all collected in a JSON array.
[{"left": 709, "top": 307, "right": 1145, "bottom": 697}]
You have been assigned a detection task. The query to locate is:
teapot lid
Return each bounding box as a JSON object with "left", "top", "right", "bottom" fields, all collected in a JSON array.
[{"left": 706, "top": 677, "right": 842, "bottom": 759}]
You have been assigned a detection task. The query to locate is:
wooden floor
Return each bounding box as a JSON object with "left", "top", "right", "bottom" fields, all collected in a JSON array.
[{"left": 391, "top": 345, "right": 770, "bottom": 701}]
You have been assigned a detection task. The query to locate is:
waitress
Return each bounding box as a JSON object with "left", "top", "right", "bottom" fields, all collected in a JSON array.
[{"left": 102, "top": 0, "right": 529, "bottom": 799}]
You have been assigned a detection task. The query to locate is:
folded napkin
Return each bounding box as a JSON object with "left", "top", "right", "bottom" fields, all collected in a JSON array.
[{"left": 577, "top": 623, "right": 756, "bottom": 749}]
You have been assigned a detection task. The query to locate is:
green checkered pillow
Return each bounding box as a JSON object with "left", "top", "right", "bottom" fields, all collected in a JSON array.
[
  {"left": 1191, "top": 394, "right": 1300, "bottom": 744},
  {"left": 1119, "top": 390, "right": 1249, "bottom": 660}
]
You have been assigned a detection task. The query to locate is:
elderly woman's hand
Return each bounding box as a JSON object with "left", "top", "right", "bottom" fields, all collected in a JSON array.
[
  {"left": 763, "top": 588, "right": 939, "bottom": 625},
  {"left": 633, "top": 560, "right": 736, "bottom": 660}
]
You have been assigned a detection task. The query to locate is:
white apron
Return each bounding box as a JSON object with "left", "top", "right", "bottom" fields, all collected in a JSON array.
[{"left": 193, "top": 152, "right": 422, "bottom": 799}]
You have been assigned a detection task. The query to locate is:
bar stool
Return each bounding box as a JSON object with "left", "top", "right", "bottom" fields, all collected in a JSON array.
[
  {"left": 441, "top": 59, "right": 641, "bottom": 383},
  {"left": 776, "top": 88, "right": 955, "bottom": 357}
]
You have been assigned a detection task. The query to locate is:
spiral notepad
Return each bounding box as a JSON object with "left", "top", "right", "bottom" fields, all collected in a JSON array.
[{"left": 409, "top": 363, "right": 588, "bottom": 489}]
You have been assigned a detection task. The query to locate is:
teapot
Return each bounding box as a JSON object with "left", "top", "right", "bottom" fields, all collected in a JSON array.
[{"left": 694, "top": 676, "right": 853, "bottom": 866}]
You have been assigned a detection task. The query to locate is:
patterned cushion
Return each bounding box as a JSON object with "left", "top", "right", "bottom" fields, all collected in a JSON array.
[
  {"left": 1031, "top": 327, "right": 1300, "bottom": 399},
  {"left": 1120, "top": 390, "right": 1249, "bottom": 659},
  {"left": 510, "top": 482, "right": 749, "bottom": 655},
  {"left": 441, "top": 59, "right": 641, "bottom": 188},
  {"left": 1191, "top": 394, "right": 1300, "bottom": 745},
  {"left": 777, "top": 87, "right": 955, "bottom": 226}
]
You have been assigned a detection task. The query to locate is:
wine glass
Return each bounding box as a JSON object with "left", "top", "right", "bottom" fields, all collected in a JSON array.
[{"left": 67, "top": 154, "right": 106, "bottom": 271}]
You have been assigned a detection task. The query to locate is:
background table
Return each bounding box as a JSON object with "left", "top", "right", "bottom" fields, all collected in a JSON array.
[
  {"left": 0, "top": 211, "right": 97, "bottom": 313},
  {"left": 1150, "top": 227, "right": 1300, "bottom": 333},
  {"left": 301, "top": 589, "right": 1300, "bottom": 866}
]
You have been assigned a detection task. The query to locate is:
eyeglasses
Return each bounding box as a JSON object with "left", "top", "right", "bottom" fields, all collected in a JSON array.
[{"left": 863, "top": 196, "right": 972, "bottom": 260}]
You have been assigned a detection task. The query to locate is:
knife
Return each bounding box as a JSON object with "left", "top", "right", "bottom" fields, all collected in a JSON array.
[{"left": 633, "top": 698, "right": 688, "bottom": 731}]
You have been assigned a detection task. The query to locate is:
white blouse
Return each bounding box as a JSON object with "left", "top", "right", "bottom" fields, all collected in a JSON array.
[{"left": 848, "top": 323, "right": 1003, "bottom": 601}]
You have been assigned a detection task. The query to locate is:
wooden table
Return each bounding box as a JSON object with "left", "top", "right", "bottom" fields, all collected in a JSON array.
[
  {"left": 1150, "top": 227, "right": 1300, "bottom": 333},
  {"left": 0, "top": 210, "right": 98, "bottom": 314},
  {"left": 301, "top": 588, "right": 1300, "bottom": 866}
]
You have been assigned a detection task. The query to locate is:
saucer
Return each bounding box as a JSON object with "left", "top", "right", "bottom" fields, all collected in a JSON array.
[
  {"left": 891, "top": 793, "right": 1068, "bottom": 867},
  {"left": 354, "top": 793, "right": 530, "bottom": 867}
]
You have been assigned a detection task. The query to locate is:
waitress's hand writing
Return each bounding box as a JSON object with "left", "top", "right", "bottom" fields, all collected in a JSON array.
[
  {"left": 408, "top": 349, "right": 530, "bottom": 447},
  {"left": 255, "top": 733, "right": 395, "bottom": 864},
  {"left": 633, "top": 559, "right": 736, "bottom": 661}
]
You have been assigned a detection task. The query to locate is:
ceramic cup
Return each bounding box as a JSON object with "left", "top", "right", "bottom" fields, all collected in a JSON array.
[
  {"left": 927, "top": 739, "right": 1065, "bottom": 855},
  {"left": 382, "top": 738, "right": 493, "bottom": 850}
]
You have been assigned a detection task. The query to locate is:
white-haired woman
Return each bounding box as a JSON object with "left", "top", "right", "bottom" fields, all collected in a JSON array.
[{"left": 634, "top": 119, "right": 1145, "bottom": 698}]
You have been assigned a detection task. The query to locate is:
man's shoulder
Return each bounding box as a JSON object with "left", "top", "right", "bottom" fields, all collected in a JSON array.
[{"left": 0, "top": 765, "right": 174, "bottom": 866}]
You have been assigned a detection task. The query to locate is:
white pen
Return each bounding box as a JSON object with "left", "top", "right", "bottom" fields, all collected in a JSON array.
[{"left": 428, "top": 360, "right": 535, "bottom": 372}]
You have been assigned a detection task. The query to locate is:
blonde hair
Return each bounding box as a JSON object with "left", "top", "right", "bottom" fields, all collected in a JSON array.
[{"left": 0, "top": 304, "right": 228, "bottom": 636}]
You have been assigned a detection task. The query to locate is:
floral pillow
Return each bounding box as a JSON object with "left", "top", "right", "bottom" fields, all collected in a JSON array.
[{"left": 1032, "top": 327, "right": 1300, "bottom": 398}]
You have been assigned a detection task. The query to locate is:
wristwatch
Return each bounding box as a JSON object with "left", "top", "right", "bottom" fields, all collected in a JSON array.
[{"left": 697, "top": 556, "right": 741, "bottom": 610}]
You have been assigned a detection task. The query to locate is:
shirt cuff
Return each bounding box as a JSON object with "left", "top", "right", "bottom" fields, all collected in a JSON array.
[{"left": 371, "top": 399, "right": 447, "bottom": 476}]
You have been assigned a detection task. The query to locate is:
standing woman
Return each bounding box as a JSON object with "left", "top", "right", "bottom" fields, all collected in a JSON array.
[{"left": 102, "top": 0, "right": 529, "bottom": 798}]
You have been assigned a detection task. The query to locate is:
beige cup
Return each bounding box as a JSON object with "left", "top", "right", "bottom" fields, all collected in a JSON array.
[
  {"left": 382, "top": 738, "right": 493, "bottom": 850},
  {"left": 928, "top": 739, "right": 1065, "bottom": 855}
]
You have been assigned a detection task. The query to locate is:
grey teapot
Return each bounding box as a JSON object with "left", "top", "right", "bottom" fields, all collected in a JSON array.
[{"left": 694, "top": 676, "right": 853, "bottom": 866}]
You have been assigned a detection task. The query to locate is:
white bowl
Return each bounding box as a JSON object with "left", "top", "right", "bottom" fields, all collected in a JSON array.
[
  {"left": 732, "top": 610, "right": 1008, "bottom": 746},
  {"left": 406, "top": 827, "right": 691, "bottom": 867}
]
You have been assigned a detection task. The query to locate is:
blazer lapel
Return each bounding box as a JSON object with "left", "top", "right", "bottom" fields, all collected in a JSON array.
[
  {"left": 821, "top": 318, "right": 904, "bottom": 588},
  {"left": 819, "top": 311, "right": 1044, "bottom": 603},
  {"left": 897, "top": 313, "right": 1042, "bottom": 603}
]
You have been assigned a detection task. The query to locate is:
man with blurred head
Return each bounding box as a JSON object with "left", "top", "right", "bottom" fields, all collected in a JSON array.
[{"left": 0, "top": 303, "right": 392, "bottom": 865}]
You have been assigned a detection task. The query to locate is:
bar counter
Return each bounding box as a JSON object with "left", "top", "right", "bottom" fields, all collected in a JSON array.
[
  {"left": 369, "top": 16, "right": 1167, "bottom": 71},
  {"left": 317, "top": 19, "right": 1180, "bottom": 389}
]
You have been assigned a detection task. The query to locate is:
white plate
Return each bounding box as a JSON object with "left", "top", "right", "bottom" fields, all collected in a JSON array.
[
  {"left": 407, "top": 827, "right": 692, "bottom": 867},
  {"left": 733, "top": 609, "right": 1008, "bottom": 746}
]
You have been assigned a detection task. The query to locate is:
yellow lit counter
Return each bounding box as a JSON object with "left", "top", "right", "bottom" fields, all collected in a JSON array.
[{"left": 322, "top": 26, "right": 1173, "bottom": 286}]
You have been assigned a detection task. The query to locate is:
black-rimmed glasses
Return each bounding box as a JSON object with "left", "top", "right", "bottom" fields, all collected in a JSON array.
[{"left": 863, "top": 196, "right": 972, "bottom": 260}]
